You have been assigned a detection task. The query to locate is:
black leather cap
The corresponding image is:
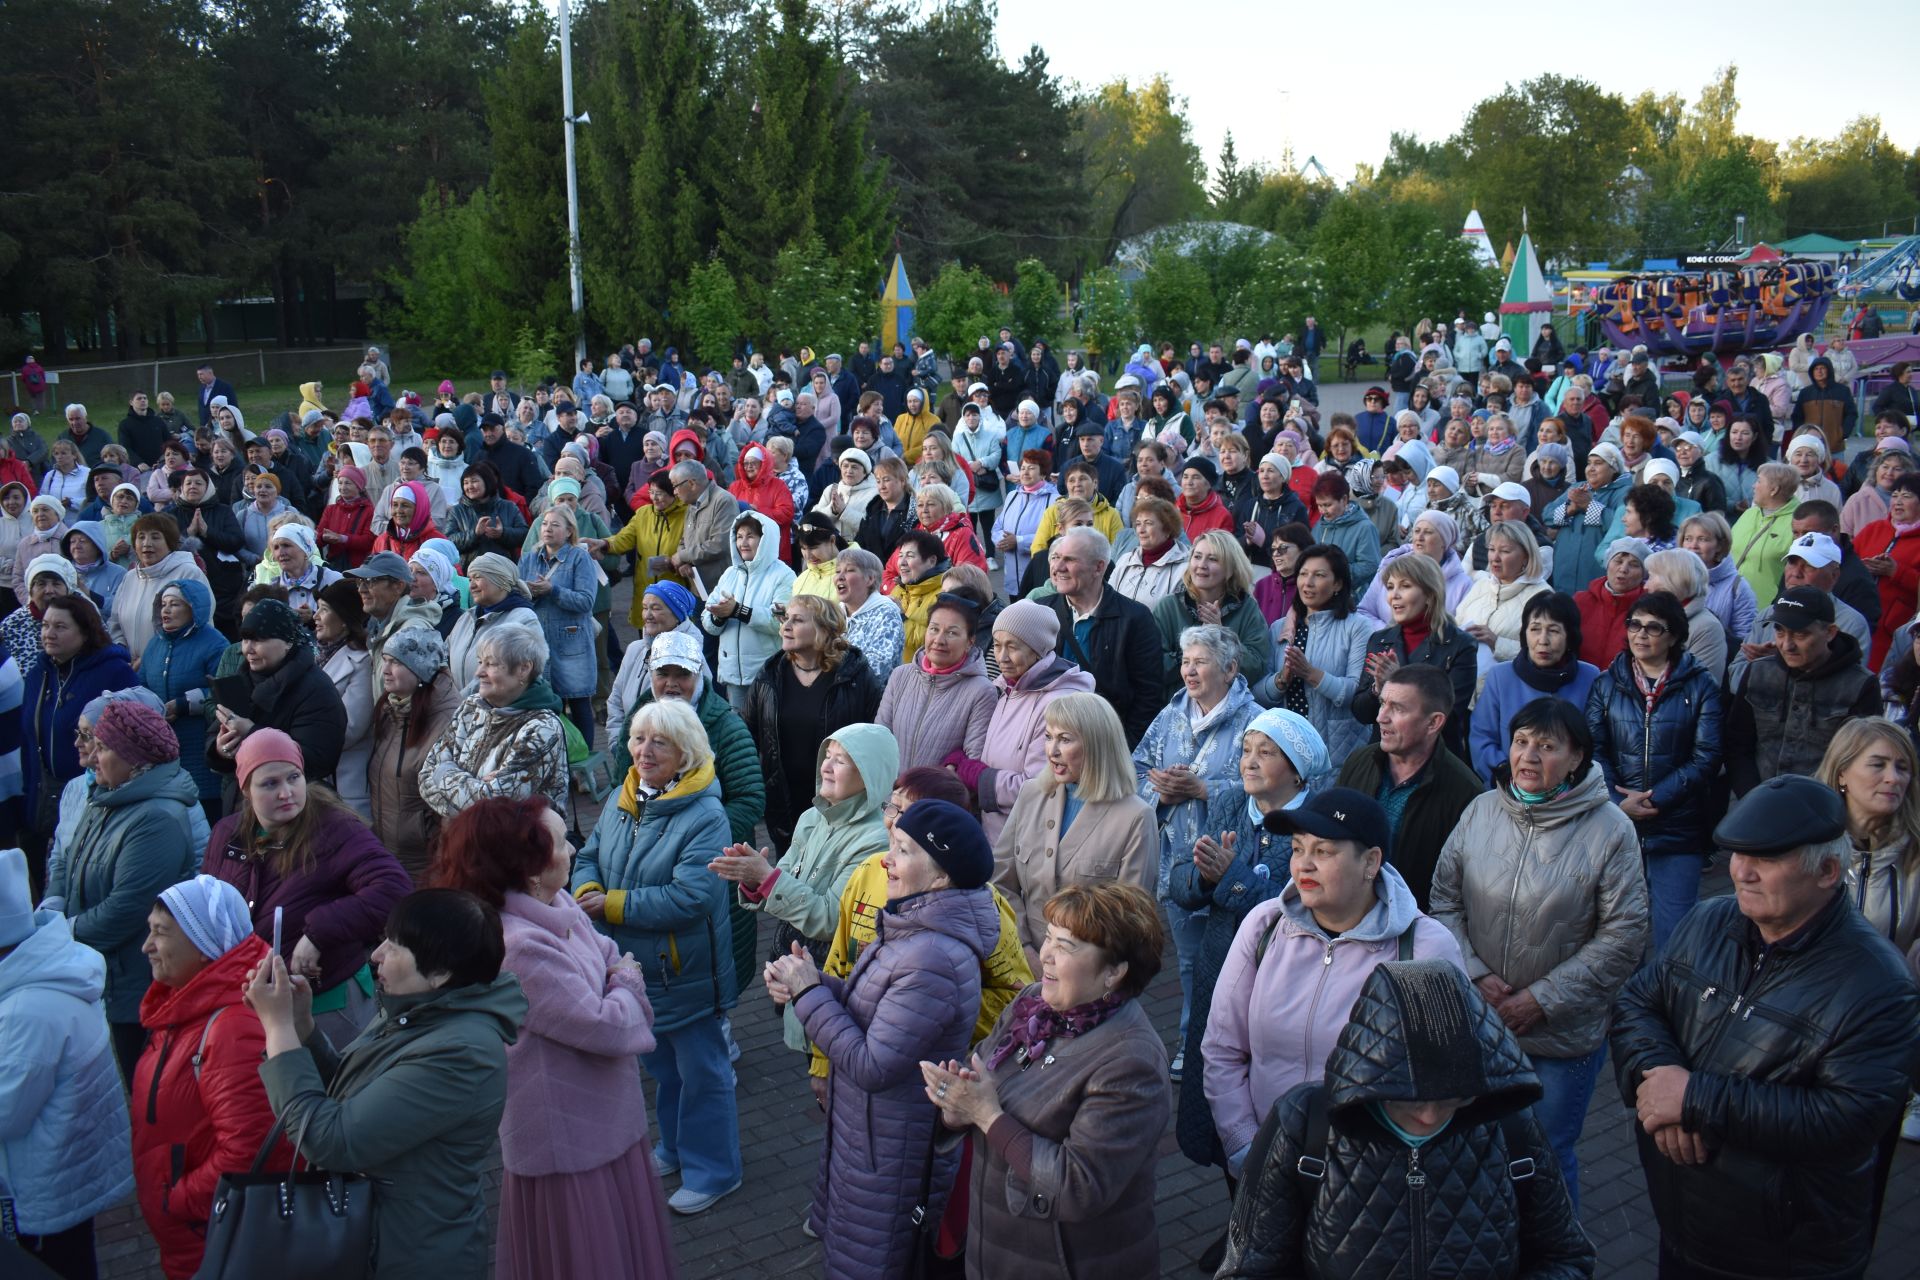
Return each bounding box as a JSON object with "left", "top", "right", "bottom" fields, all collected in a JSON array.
[{"left": 1712, "top": 775, "right": 1845, "bottom": 856}]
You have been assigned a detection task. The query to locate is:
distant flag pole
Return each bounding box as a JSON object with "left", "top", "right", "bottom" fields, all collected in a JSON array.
[{"left": 880, "top": 254, "right": 915, "bottom": 351}]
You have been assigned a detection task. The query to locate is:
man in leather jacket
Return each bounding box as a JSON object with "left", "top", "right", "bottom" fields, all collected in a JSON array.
[{"left": 1610, "top": 776, "right": 1920, "bottom": 1280}]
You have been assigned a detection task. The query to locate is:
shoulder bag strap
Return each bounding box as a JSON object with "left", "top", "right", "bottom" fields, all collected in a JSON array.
[
  {"left": 1293, "top": 1084, "right": 1332, "bottom": 1185},
  {"left": 191, "top": 1006, "right": 226, "bottom": 1082},
  {"left": 1397, "top": 924, "right": 1416, "bottom": 961}
]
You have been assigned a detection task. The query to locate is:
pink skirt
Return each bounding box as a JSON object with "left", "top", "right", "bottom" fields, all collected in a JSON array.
[{"left": 496, "top": 1143, "right": 680, "bottom": 1280}]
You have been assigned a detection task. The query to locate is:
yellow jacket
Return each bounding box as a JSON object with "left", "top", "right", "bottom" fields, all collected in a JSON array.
[
  {"left": 809, "top": 852, "right": 1033, "bottom": 1078},
  {"left": 606, "top": 499, "right": 691, "bottom": 627},
  {"left": 889, "top": 569, "right": 945, "bottom": 661},
  {"left": 893, "top": 410, "right": 941, "bottom": 461},
  {"left": 1029, "top": 494, "right": 1122, "bottom": 553},
  {"left": 791, "top": 557, "right": 838, "bottom": 600}
]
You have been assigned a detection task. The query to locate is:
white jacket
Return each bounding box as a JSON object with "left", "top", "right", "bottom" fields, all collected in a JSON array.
[
  {"left": 1454, "top": 571, "right": 1548, "bottom": 698},
  {"left": 323, "top": 643, "right": 376, "bottom": 820},
  {"left": 1108, "top": 539, "right": 1191, "bottom": 613},
  {"left": 700, "top": 509, "right": 795, "bottom": 686},
  {"left": 0, "top": 910, "right": 135, "bottom": 1233}
]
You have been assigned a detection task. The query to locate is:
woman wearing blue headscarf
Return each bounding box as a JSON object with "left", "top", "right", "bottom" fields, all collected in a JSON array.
[{"left": 605, "top": 580, "right": 702, "bottom": 749}]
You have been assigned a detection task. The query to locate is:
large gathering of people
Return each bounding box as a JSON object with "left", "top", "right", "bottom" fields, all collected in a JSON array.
[{"left": 2, "top": 323, "right": 1919, "bottom": 1280}]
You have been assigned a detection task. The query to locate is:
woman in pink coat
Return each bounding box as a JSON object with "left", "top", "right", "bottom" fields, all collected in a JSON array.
[{"left": 433, "top": 795, "right": 678, "bottom": 1279}]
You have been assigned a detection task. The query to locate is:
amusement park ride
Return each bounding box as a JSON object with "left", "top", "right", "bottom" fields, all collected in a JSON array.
[{"left": 1584, "top": 260, "right": 1837, "bottom": 359}]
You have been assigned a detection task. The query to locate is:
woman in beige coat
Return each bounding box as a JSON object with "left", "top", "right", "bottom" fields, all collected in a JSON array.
[{"left": 990, "top": 692, "right": 1155, "bottom": 969}]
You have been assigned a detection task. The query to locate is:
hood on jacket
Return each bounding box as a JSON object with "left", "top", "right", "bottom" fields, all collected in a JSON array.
[
  {"left": 1395, "top": 439, "right": 1435, "bottom": 484},
  {"left": 998, "top": 652, "right": 1092, "bottom": 696},
  {"left": 373, "top": 970, "right": 526, "bottom": 1048},
  {"left": 1489, "top": 759, "right": 1611, "bottom": 827},
  {"left": 1808, "top": 356, "right": 1836, "bottom": 386},
  {"left": 814, "top": 721, "right": 899, "bottom": 829},
  {"left": 1322, "top": 960, "right": 1540, "bottom": 1127},
  {"left": 1280, "top": 859, "right": 1423, "bottom": 946},
  {"left": 299, "top": 381, "right": 327, "bottom": 410},
  {"left": 138, "top": 933, "right": 269, "bottom": 1030},
  {"left": 131, "top": 547, "right": 202, "bottom": 583},
  {"left": 727, "top": 509, "right": 784, "bottom": 574},
  {"left": 0, "top": 910, "right": 105, "bottom": 1006},
  {"left": 67, "top": 521, "right": 114, "bottom": 564},
  {"left": 668, "top": 427, "right": 706, "bottom": 463},
  {"left": 886, "top": 884, "right": 1001, "bottom": 962},
  {"left": 157, "top": 576, "right": 215, "bottom": 638}
]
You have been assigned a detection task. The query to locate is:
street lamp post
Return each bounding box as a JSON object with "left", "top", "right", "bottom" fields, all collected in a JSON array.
[{"left": 559, "top": 0, "right": 587, "bottom": 369}]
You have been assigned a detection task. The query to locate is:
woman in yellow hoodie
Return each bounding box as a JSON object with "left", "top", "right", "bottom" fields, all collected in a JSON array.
[{"left": 298, "top": 381, "right": 328, "bottom": 420}]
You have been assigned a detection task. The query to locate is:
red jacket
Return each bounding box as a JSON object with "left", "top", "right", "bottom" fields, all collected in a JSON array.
[
  {"left": 133, "top": 935, "right": 288, "bottom": 1280},
  {"left": 1853, "top": 518, "right": 1920, "bottom": 668},
  {"left": 1574, "top": 577, "right": 1646, "bottom": 669},
  {"left": 0, "top": 457, "right": 35, "bottom": 496},
  {"left": 1179, "top": 491, "right": 1237, "bottom": 540},
  {"left": 729, "top": 444, "right": 796, "bottom": 558},
  {"left": 880, "top": 509, "right": 988, "bottom": 591},
  {"left": 317, "top": 496, "right": 375, "bottom": 569}
]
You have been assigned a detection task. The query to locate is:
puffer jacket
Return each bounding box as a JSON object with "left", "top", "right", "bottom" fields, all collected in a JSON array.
[
  {"left": 989, "top": 482, "right": 1056, "bottom": 596},
  {"left": 1200, "top": 863, "right": 1465, "bottom": 1166},
  {"left": 1133, "top": 676, "right": 1261, "bottom": 899},
  {"left": 1314, "top": 500, "right": 1382, "bottom": 588},
  {"left": 875, "top": 646, "right": 996, "bottom": 771},
  {"left": 1725, "top": 633, "right": 1879, "bottom": 796},
  {"left": 970, "top": 654, "right": 1095, "bottom": 841},
  {"left": 132, "top": 935, "right": 283, "bottom": 1279},
  {"left": 1611, "top": 891, "right": 1920, "bottom": 1280},
  {"left": 0, "top": 908, "right": 136, "bottom": 1236},
  {"left": 743, "top": 722, "right": 898, "bottom": 1051},
  {"left": 1108, "top": 536, "right": 1190, "bottom": 612},
  {"left": 572, "top": 769, "right": 736, "bottom": 1033},
  {"left": 1585, "top": 651, "right": 1723, "bottom": 858},
  {"left": 260, "top": 975, "right": 526, "bottom": 1280},
  {"left": 1219, "top": 963, "right": 1594, "bottom": 1280},
  {"left": 202, "top": 807, "right": 411, "bottom": 998},
  {"left": 445, "top": 600, "right": 539, "bottom": 691},
  {"left": 793, "top": 885, "right": 1000, "bottom": 1280},
  {"left": 744, "top": 648, "right": 883, "bottom": 845},
  {"left": 1430, "top": 765, "right": 1650, "bottom": 1058},
  {"left": 367, "top": 671, "right": 458, "bottom": 882},
  {"left": 46, "top": 760, "right": 202, "bottom": 1022},
  {"left": 700, "top": 509, "right": 794, "bottom": 687},
  {"left": 140, "top": 578, "right": 227, "bottom": 801},
  {"left": 1254, "top": 608, "right": 1374, "bottom": 771},
  {"left": 417, "top": 681, "right": 571, "bottom": 821},
  {"left": 204, "top": 644, "right": 347, "bottom": 808}
]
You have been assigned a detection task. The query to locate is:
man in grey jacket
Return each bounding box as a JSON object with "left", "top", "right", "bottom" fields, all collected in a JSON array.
[{"left": 670, "top": 461, "right": 738, "bottom": 593}]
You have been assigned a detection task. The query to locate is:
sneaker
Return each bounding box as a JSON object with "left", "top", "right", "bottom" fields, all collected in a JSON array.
[
  {"left": 652, "top": 1149, "right": 680, "bottom": 1178},
  {"left": 722, "top": 1015, "right": 741, "bottom": 1064},
  {"left": 1903, "top": 1093, "right": 1920, "bottom": 1142},
  {"left": 1169, "top": 1050, "right": 1184, "bottom": 1082},
  {"left": 800, "top": 1204, "right": 818, "bottom": 1239},
  {"left": 669, "top": 1180, "right": 742, "bottom": 1215}
]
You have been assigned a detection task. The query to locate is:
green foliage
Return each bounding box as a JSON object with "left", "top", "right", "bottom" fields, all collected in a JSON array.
[
  {"left": 1074, "top": 76, "right": 1210, "bottom": 267},
  {"left": 1133, "top": 251, "right": 1215, "bottom": 347},
  {"left": 509, "top": 321, "right": 565, "bottom": 393},
  {"left": 1386, "top": 232, "right": 1502, "bottom": 335},
  {"left": 376, "top": 189, "right": 520, "bottom": 373},
  {"left": 1009, "top": 259, "right": 1063, "bottom": 348},
  {"left": 1211, "top": 132, "right": 1259, "bottom": 217},
  {"left": 1220, "top": 242, "right": 1322, "bottom": 343},
  {"left": 671, "top": 260, "right": 748, "bottom": 371},
  {"left": 1077, "top": 268, "right": 1137, "bottom": 362},
  {"left": 482, "top": 10, "right": 570, "bottom": 341},
  {"left": 766, "top": 237, "right": 874, "bottom": 356},
  {"left": 1311, "top": 198, "right": 1395, "bottom": 337},
  {"left": 1780, "top": 116, "right": 1919, "bottom": 240},
  {"left": 914, "top": 262, "right": 1006, "bottom": 360}
]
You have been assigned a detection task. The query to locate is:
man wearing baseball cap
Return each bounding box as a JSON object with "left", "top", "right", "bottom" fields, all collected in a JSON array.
[
  {"left": 1612, "top": 774, "right": 1920, "bottom": 1280},
  {"left": 1727, "top": 531, "right": 1872, "bottom": 689},
  {"left": 1466, "top": 481, "right": 1554, "bottom": 575},
  {"left": 1724, "top": 586, "right": 1878, "bottom": 797}
]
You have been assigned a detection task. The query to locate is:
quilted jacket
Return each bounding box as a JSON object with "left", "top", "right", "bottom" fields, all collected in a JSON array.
[
  {"left": 793, "top": 885, "right": 998, "bottom": 1280},
  {"left": 1218, "top": 963, "right": 1595, "bottom": 1279},
  {"left": 1610, "top": 891, "right": 1920, "bottom": 1280},
  {"left": 1584, "top": 651, "right": 1723, "bottom": 859}
]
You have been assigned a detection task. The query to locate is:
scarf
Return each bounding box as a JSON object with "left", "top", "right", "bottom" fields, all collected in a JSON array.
[
  {"left": 985, "top": 989, "right": 1128, "bottom": 1070},
  {"left": 1513, "top": 648, "right": 1581, "bottom": 694},
  {"left": 1632, "top": 661, "right": 1671, "bottom": 714},
  {"left": 1141, "top": 537, "right": 1177, "bottom": 567},
  {"left": 1509, "top": 778, "right": 1573, "bottom": 805},
  {"left": 919, "top": 651, "right": 967, "bottom": 677},
  {"left": 617, "top": 765, "right": 684, "bottom": 820},
  {"left": 478, "top": 589, "right": 534, "bottom": 619},
  {"left": 1282, "top": 613, "right": 1312, "bottom": 715}
]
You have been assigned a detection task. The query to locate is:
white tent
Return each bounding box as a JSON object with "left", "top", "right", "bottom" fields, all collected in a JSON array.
[{"left": 1461, "top": 208, "right": 1498, "bottom": 271}]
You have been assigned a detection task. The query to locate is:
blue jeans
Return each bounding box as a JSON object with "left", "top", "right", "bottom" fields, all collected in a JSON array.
[
  {"left": 1528, "top": 1044, "right": 1607, "bottom": 1214},
  {"left": 1163, "top": 899, "right": 1208, "bottom": 1048},
  {"left": 1645, "top": 853, "right": 1703, "bottom": 955},
  {"left": 643, "top": 1015, "right": 742, "bottom": 1195}
]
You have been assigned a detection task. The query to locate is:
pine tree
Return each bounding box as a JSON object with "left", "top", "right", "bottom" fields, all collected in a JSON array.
[
  {"left": 482, "top": 10, "right": 570, "bottom": 345},
  {"left": 1213, "top": 132, "right": 1246, "bottom": 214}
]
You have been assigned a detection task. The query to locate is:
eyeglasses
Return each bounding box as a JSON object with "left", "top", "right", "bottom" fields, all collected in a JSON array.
[
  {"left": 1624, "top": 619, "right": 1669, "bottom": 637},
  {"left": 881, "top": 801, "right": 905, "bottom": 819}
]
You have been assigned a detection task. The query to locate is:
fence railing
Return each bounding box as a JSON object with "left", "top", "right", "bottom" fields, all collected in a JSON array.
[{"left": 6, "top": 346, "right": 391, "bottom": 416}]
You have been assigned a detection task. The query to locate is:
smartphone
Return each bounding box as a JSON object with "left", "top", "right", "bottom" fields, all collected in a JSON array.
[{"left": 272, "top": 906, "right": 284, "bottom": 958}]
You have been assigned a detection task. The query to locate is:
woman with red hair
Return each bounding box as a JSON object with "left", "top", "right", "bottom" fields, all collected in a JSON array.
[{"left": 431, "top": 796, "right": 677, "bottom": 1278}]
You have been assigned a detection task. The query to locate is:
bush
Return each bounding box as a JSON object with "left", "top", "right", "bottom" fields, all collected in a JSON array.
[
  {"left": 1009, "top": 258, "right": 1063, "bottom": 348},
  {"left": 914, "top": 261, "right": 1006, "bottom": 362},
  {"left": 672, "top": 259, "right": 747, "bottom": 371}
]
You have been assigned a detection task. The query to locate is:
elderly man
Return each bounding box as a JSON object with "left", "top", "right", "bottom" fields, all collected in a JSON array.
[
  {"left": 61, "top": 403, "right": 109, "bottom": 466},
  {"left": 1724, "top": 587, "right": 1878, "bottom": 797},
  {"left": 1727, "top": 531, "right": 1871, "bottom": 688},
  {"left": 1465, "top": 481, "right": 1553, "bottom": 574},
  {"left": 1611, "top": 775, "right": 1920, "bottom": 1280},
  {"left": 668, "top": 459, "right": 736, "bottom": 592},
  {"left": 1721, "top": 359, "right": 1776, "bottom": 453},
  {"left": 349, "top": 550, "right": 440, "bottom": 693},
  {"left": 1039, "top": 526, "right": 1160, "bottom": 746}
]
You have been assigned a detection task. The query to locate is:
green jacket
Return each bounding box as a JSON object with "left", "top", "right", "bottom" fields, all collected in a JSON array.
[
  {"left": 1149, "top": 588, "right": 1276, "bottom": 701},
  {"left": 259, "top": 975, "right": 527, "bottom": 1280},
  {"left": 624, "top": 682, "right": 767, "bottom": 846}
]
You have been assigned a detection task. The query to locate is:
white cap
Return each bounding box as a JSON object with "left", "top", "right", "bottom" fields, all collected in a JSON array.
[
  {"left": 1112, "top": 374, "right": 1142, "bottom": 393},
  {"left": 1427, "top": 465, "right": 1461, "bottom": 494},
  {"left": 1490, "top": 481, "right": 1531, "bottom": 506},
  {"left": 1785, "top": 531, "right": 1842, "bottom": 568},
  {"left": 967, "top": 382, "right": 989, "bottom": 396},
  {"left": 1642, "top": 458, "right": 1681, "bottom": 486},
  {"left": 1675, "top": 431, "right": 1708, "bottom": 452}
]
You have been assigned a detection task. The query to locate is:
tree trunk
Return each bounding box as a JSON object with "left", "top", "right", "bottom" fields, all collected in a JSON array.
[{"left": 41, "top": 298, "right": 69, "bottom": 362}]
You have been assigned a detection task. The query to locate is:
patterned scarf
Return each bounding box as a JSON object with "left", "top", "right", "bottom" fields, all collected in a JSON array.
[
  {"left": 1631, "top": 661, "right": 1671, "bottom": 714},
  {"left": 1282, "top": 613, "right": 1312, "bottom": 715},
  {"left": 985, "top": 989, "right": 1127, "bottom": 1069}
]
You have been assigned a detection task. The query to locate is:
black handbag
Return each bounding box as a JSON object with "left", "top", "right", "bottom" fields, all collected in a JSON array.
[
  {"left": 192, "top": 1110, "right": 375, "bottom": 1280},
  {"left": 903, "top": 1133, "right": 966, "bottom": 1280}
]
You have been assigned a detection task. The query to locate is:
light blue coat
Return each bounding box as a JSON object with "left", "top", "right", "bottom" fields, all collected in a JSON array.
[
  {"left": 1253, "top": 608, "right": 1375, "bottom": 769},
  {"left": 519, "top": 542, "right": 599, "bottom": 698},
  {"left": 0, "top": 909, "right": 135, "bottom": 1233},
  {"left": 1133, "top": 676, "right": 1261, "bottom": 900},
  {"left": 700, "top": 509, "right": 795, "bottom": 686}
]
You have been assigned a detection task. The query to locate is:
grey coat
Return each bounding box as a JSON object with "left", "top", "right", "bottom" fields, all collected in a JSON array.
[
  {"left": 794, "top": 885, "right": 999, "bottom": 1280},
  {"left": 1253, "top": 607, "right": 1375, "bottom": 774},
  {"left": 1429, "top": 763, "right": 1650, "bottom": 1058}
]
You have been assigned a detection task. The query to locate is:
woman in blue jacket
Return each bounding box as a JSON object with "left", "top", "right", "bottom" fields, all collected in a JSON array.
[
  {"left": 1544, "top": 443, "right": 1634, "bottom": 595},
  {"left": 519, "top": 505, "right": 600, "bottom": 747},
  {"left": 1469, "top": 591, "right": 1600, "bottom": 783},
  {"left": 572, "top": 698, "right": 740, "bottom": 1216},
  {"left": 22, "top": 592, "right": 137, "bottom": 850},
  {"left": 139, "top": 579, "right": 228, "bottom": 816}
]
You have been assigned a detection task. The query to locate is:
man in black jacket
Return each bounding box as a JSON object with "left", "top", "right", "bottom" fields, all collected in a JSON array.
[
  {"left": 117, "top": 392, "right": 170, "bottom": 470},
  {"left": 475, "top": 413, "right": 545, "bottom": 502},
  {"left": 987, "top": 344, "right": 1027, "bottom": 420},
  {"left": 1610, "top": 776, "right": 1920, "bottom": 1280},
  {"left": 1723, "top": 587, "right": 1879, "bottom": 796},
  {"left": 1040, "top": 525, "right": 1160, "bottom": 746},
  {"left": 1721, "top": 361, "right": 1775, "bottom": 454}
]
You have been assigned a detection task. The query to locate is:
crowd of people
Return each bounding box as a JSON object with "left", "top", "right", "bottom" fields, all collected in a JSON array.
[{"left": 1, "top": 323, "right": 1918, "bottom": 1280}]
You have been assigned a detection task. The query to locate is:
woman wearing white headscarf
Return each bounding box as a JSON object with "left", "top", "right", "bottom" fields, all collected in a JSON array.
[
  {"left": 446, "top": 552, "right": 540, "bottom": 689},
  {"left": 258, "top": 523, "right": 341, "bottom": 620},
  {"left": 810, "top": 447, "right": 878, "bottom": 542}
]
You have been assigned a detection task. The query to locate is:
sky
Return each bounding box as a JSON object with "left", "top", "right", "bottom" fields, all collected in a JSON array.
[{"left": 990, "top": 0, "right": 1920, "bottom": 188}]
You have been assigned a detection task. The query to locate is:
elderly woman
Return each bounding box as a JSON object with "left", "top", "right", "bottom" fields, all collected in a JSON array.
[
  {"left": 370, "top": 478, "right": 443, "bottom": 563},
  {"left": 742, "top": 592, "right": 882, "bottom": 850},
  {"left": 876, "top": 587, "right": 995, "bottom": 771},
  {"left": 1586, "top": 590, "right": 1723, "bottom": 951},
  {"left": 1544, "top": 442, "right": 1635, "bottom": 595},
  {"left": 1644, "top": 546, "right": 1727, "bottom": 681},
  {"left": 812, "top": 445, "right": 879, "bottom": 546},
  {"left": 141, "top": 578, "right": 228, "bottom": 818},
  {"left": 1149, "top": 530, "right": 1273, "bottom": 700},
  {"left": 1134, "top": 623, "right": 1259, "bottom": 1068},
  {"left": 420, "top": 624, "right": 570, "bottom": 823},
  {"left": 312, "top": 580, "right": 375, "bottom": 818},
  {"left": 23, "top": 592, "right": 139, "bottom": 849},
  {"left": 1356, "top": 509, "right": 1474, "bottom": 625},
  {"left": 41, "top": 699, "right": 201, "bottom": 1075},
  {"left": 1433, "top": 698, "right": 1650, "bottom": 1209},
  {"left": 1201, "top": 789, "right": 1466, "bottom": 1182},
  {"left": 573, "top": 699, "right": 740, "bottom": 1215},
  {"left": 1109, "top": 495, "right": 1190, "bottom": 612},
  {"left": 204, "top": 725, "right": 409, "bottom": 1046},
  {"left": 1170, "top": 710, "right": 1329, "bottom": 1184},
  {"left": 518, "top": 505, "right": 598, "bottom": 746},
  {"left": 945, "top": 601, "right": 1094, "bottom": 842},
  {"left": 711, "top": 723, "right": 898, "bottom": 1059},
  {"left": 235, "top": 468, "right": 293, "bottom": 566},
  {"left": 1728, "top": 460, "right": 1802, "bottom": 603},
  {"left": 115, "top": 512, "right": 210, "bottom": 662},
  {"left": 131, "top": 875, "right": 280, "bottom": 1280},
  {"left": 606, "top": 580, "right": 701, "bottom": 749},
  {"left": 1219, "top": 962, "right": 1592, "bottom": 1279},
  {"left": 1854, "top": 472, "right": 1920, "bottom": 668},
  {"left": 1350, "top": 551, "right": 1479, "bottom": 760},
  {"left": 431, "top": 797, "right": 676, "bottom": 1278},
  {"left": 0, "top": 552, "right": 73, "bottom": 684},
  {"left": 766, "top": 798, "right": 999, "bottom": 1277},
  {"left": 316, "top": 465, "right": 376, "bottom": 569},
  {"left": 990, "top": 448, "right": 1057, "bottom": 595},
  {"left": 1256, "top": 542, "right": 1373, "bottom": 765},
  {"left": 448, "top": 461, "right": 528, "bottom": 565},
  {"left": 11, "top": 494, "right": 68, "bottom": 602},
  {"left": 921, "top": 881, "right": 1171, "bottom": 1280},
  {"left": 833, "top": 546, "right": 904, "bottom": 673},
  {"left": 243, "top": 888, "right": 527, "bottom": 1279},
  {"left": 407, "top": 544, "right": 463, "bottom": 638},
  {"left": 262, "top": 522, "right": 342, "bottom": 623},
  {"left": 1817, "top": 719, "right": 1920, "bottom": 962},
  {"left": 369, "top": 628, "right": 458, "bottom": 883},
  {"left": 994, "top": 692, "right": 1157, "bottom": 968},
  {"left": 446, "top": 552, "right": 540, "bottom": 689},
  {"left": 1455, "top": 519, "right": 1550, "bottom": 694},
  {"left": 1679, "top": 510, "right": 1759, "bottom": 649},
  {"left": 1841, "top": 446, "right": 1915, "bottom": 537}
]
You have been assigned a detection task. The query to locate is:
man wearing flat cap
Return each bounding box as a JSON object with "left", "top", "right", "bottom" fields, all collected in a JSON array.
[{"left": 1610, "top": 775, "right": 1920, "bottom": 1280}]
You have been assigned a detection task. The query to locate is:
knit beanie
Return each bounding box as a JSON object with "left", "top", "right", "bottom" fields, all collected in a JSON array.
[
  {"left": 239, "top": 598, "right": 307, "bottom": 650},
  {"left": 318, "top": 579, "right": 367, "bottom": 635},
  {"left": 895, "top": 799, "right": 993, "bottom": 890},
  {"left": 235, "top": 728, "right": 304, "bottom": 790},
  {"left": 338, "top": 465, "right": 368, "bottom": 495},
  {"left": 93, "top": 699, "right": 179, "bottom": 768},
  {"left": 383, "top": 626, "right": 447, "bottom": 686},
  {"left": 644, "top": 581, "right": 699, "bottom": 623},
  {"left": 26, "top": 554, "right": 77, "bottom": 593},
  {"left": 466, "top": 553, "right": 523, "bottom": 599},
  {"left": 992, "top": 600, "right": 1059, "bottom": 656}
]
